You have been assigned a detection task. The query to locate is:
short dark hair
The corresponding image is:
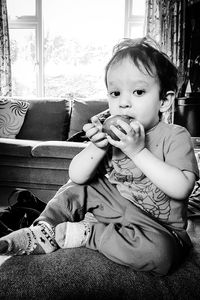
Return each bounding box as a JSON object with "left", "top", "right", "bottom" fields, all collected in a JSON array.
[{"left": 105, "top": 37, "right": 178, "bottom": 100}]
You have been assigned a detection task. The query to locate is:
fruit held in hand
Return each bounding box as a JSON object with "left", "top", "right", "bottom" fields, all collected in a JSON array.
[{"left": 102, "top": 115, "right": 133, "bottom": 141}]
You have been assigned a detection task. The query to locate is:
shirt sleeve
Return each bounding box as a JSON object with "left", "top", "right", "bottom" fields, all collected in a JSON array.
[{"left": 164, "top": 125, "right": 199, "bottom": 179}]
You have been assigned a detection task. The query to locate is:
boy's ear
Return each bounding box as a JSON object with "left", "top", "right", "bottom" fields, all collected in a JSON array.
[{"left": 159, "top": 91, "right": 175, "bottom": 113}]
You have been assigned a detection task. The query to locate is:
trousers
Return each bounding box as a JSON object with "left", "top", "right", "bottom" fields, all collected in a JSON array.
[{"left": 35, "top": 176, "right": 188, "bottom": 275}]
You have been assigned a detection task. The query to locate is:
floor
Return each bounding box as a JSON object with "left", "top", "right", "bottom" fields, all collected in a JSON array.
[
  {"left": 0, "top": 204, "right": 9, "bottom": 266},
  {"left": 0, "top": 255, "right": 11, "bottom": 267},
  {"left": 0, "top": 189, "right": 12, "bottom": 267}
]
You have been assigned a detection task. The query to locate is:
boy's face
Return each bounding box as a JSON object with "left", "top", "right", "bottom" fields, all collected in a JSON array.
[{"left": 106, "top": 57, "right": 162, "bottom": 131}]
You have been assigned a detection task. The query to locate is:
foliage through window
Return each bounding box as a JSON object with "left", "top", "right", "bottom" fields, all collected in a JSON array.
[{"left": 7, "top": 0, "right": 145, "bottom": 98}]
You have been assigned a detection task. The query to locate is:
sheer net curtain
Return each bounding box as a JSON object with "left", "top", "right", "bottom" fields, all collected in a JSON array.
[
  {"left": 145, "top": 0, "right": 186, "bottom": 123},
  {"left": 0, "top": 0, "right": 12, "bottom": 96}
]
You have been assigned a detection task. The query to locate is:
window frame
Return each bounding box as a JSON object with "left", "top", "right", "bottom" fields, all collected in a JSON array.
[
  {"left": 8, "top": 0, "right": 144, "bottom": 97},
  {"left": 8, "top": 0, "right": 44, "bottom": 96},
  {"left": 124, "top": 0, "right": 145, "bottom": 38}
]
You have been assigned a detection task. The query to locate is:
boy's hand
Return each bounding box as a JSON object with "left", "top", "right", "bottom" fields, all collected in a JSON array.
[
  {"left": 106, "top": 119, "right": 145, "bottom": 157},
  {"left": 83, "top": 116, "right": 109, "bottom": 149}
]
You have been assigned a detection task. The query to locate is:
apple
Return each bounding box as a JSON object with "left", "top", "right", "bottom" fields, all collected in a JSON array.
[{"left": 102, "top": 115, "right": 134, "bottom": 141}]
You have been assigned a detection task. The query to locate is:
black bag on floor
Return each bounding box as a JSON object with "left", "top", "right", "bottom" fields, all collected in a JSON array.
[{"left": 0, "top": 189, "right": 46, "bottom": 238}]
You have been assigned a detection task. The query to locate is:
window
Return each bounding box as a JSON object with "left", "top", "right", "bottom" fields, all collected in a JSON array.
[
  {"left": 124, "top": 0, "right": 146, "bottom": 38},
  {"left": 8, "top": 0, "right": 145, "bottom": 98},
  {"left": 7, "top": 0, "right": 42, "bottom": 96}
]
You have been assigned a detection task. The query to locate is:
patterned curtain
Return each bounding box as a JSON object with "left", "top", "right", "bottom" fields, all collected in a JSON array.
[
  {"left": 144, "top": 0, "right": 186, "bottom": 123},
  {"left": 0, "top": 0, "right": 12, "bottom": 96},
  {"left": 145, "top": 0, "right": 186, "bottom": 90}
]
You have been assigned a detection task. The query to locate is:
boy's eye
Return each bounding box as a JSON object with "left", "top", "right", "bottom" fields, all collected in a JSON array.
[
  {"left": 133, "top": 90, "right": 145, "bottom": 96},
  {"left": 110, "top": 91, "right": 120, "bottom": 97}
]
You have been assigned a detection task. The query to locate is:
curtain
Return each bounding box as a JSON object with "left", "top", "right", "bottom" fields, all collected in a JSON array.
[
  {"left": 145, "top": 0, "right": 186, "bottom": 123},
  {"left": 0, "top": 0, "right": 11, "bottom": 96},
  {"left": 145, "top": 0, "right": 186, "bottom": 91}
]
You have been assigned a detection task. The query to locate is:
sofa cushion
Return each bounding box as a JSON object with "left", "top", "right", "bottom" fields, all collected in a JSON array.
[
  {"left": 0, "top": 138, "right": 40, "bottom": 157},
  {"left": 68, "top": 98, "right": 108, "bottom": 138},
  {"left": 17, "top": 98, "right": 71, "bottom": 141},
  {"left": 0, "top": 98, "right": 29, "bottom": 139},
  {"left": 32, "top": 141, "right": 86, "bottom": 158},
  {"left": 68, "top": 109, "right": 111, "bottom": 142}
]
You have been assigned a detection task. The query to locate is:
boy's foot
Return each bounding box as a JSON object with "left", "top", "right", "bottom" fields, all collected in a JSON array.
[
  {"left": 0, "top": 221, "right": 58, "bottom": 255},
  {"left": 55, "top": 212, "right": 98, "bottom": 248}
]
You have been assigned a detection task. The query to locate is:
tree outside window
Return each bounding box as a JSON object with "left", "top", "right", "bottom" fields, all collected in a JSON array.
[{"left": 7, "top": 0, "right": 145, "bottom": 98}]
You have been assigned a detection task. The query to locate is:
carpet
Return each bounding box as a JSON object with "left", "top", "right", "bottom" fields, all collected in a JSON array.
[{"left": 0, "top": 217, "right": 200, "bottom": 300}]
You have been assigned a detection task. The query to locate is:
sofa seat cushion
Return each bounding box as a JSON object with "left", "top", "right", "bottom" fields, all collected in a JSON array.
[
  {"left": 0, "top": 138, "right": 39, "bottom": 157},
  {"left": 32, "top": 141, "right": 86, "bottom": 158},
  {"left": 68, "top": 98, "right": 108, "bottom": 138},
  {"left": 16, "top": 98, "right": 71, "bottom": 141}
]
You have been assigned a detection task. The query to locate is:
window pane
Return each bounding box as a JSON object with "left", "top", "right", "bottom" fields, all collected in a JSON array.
[
  {"left": 10, "top": 29, "right": 37, "bottom": 96},
  {"left": 131, "top": 0, "right": 146, "bottom": 16},
  {"left": 43, "top": 0, "right": 125, "bottom": 98},
  {"left": 7, "top": 0, "right": 36, "bottom": 19},
  {"left": 130, "top": 23, "right": 145, "bottom": 39}
]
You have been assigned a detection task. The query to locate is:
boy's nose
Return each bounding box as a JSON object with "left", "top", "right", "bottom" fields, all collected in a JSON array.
[{"left": 119, "top": 94, "right": 132, "bottom": 108}]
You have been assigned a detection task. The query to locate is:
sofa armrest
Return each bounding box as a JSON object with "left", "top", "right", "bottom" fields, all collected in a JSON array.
[{"left": 32, "top": 141, "right": 87, "bottom": 158}]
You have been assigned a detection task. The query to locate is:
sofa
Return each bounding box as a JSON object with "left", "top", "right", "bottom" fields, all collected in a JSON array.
[
  {"left": 0, "top": 96, "right": 109, "bottom": 206},
  {"left": 1, "top": 96, "right": 200, "bottom": 299}
]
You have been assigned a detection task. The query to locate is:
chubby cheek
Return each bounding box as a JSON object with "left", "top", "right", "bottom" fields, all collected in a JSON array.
[
  {"left": 138, "top": 111, "right": 159, "bottom": 130},
  {"left": 108, "top": 101, "right": 119, "bottom": 115}
]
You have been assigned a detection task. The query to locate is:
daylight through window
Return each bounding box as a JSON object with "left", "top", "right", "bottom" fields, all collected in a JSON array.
[{"left": 7, "top": 0, "right": 146, "bottom": 98}]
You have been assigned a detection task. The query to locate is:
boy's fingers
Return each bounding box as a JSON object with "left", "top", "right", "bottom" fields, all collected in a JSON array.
[
  {"left": 130, "top": 121, "right": 140, "bottom": 134},
  {"left": 116, "top": 119, "right": 131, "bottom": 132},
  {"left": 110, "top": 125, "right": 124, "bottom": 139},
  {"left": 90, "top": 115, "right": 98, "bottom": 122},
  {"left": 90, "top": 132, "right": 107, "bottom": 142},
  {"left": 130, "top": 121, "right": 144, "bottom": 136},
  {"left": 83, "top": 123, "right": 93, "bottom": 132},
  {"left": 91, "top": 116, "right": 103, "bottom": 130},
  {"left": 85, "top": 126, "right": 98, "bottom": 138}
]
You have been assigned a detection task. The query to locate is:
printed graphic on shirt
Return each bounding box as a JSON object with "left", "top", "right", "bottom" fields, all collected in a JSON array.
[{"left": 107, "top": 155, "right": 171, "bottom": 222}]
